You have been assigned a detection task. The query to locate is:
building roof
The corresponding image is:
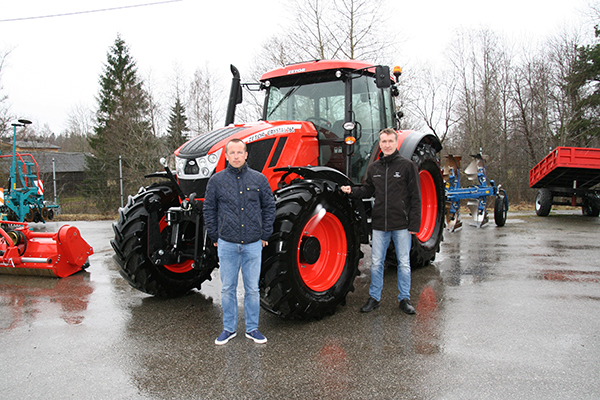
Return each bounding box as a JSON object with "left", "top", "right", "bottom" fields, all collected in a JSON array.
[
  {"left": 2, "top": 151, "right": 90, "bottom": 174},
  {"left": 8, "top": 140, "right": 62, "bottom": 151}
]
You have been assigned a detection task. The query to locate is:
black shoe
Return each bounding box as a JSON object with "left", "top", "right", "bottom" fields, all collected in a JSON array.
[
  {"left": 399, "top": 298, "right": 416, "bottom": 314},
  {"left": 360, "top": 297, "right": 380, "bottom": 313}
]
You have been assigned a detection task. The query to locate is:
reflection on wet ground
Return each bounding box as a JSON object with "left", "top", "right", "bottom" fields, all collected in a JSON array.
[
  {"left": 536, "top": 269, "right": 600, "bottom": 282},
  {"left": 0, "top": 273, "right": 93, "bottom": 329},
  {"left": 1, "top": 213, "right": 599, "bottom": 399}
]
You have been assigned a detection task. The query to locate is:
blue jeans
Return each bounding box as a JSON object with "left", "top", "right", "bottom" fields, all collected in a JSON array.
[
  {"left": 370, "top": 229, "right": 412, "bottom": 302},
  {"left": 217, "top": 239, "right": 262, "bottom": 333}
]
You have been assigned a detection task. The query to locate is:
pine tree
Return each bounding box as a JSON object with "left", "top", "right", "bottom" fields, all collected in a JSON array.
[
  {"left": 85, "top": 35, "right": 157, "bottom": 213},
  {"left": 566, "top": 27, "right": 600, "bottom": 146},
  {"left": 166, "top": 96, "right": 190, "bottom": 150}
]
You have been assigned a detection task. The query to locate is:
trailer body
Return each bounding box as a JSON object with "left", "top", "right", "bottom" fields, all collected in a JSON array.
[{"left": 530, "top": 147, "right": 600, "bottom": 216}]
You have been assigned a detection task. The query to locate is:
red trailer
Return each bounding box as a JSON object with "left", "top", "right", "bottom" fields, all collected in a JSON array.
[{"left": 529, "top": 147, "right": 600, "bottom": 216}]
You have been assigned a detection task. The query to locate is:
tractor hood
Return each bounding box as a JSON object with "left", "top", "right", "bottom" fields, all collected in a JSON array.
[
  {"left": 174, "top": 121, "right": 312, "bottom": 160},
  {"left": 175, "top": 126, "right": 246, "bottom": 159},
  {"left": 173, "top": 121, "right": 320, "bottom": 196}
]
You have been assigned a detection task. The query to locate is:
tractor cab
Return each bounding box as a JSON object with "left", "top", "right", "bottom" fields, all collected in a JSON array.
[{"left": 260, "top": 60, "right": 398, "bottom": 183}]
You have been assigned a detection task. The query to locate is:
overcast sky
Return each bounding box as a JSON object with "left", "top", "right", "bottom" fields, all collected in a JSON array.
[{"left": 0, "top": 0, "right": 594, "bottom": 135}]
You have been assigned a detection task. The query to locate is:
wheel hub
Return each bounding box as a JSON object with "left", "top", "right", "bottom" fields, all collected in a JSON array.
[{"left": 300, "top": 236, "right": 321, "bottom": 264}]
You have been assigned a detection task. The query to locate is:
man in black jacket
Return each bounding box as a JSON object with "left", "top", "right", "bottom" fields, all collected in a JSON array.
[
  {"left": 204, "top": 139, "right": 276, "bottom": 344},
  {"left": 341, "top": 128, "right": 421, "bottom": 314}
]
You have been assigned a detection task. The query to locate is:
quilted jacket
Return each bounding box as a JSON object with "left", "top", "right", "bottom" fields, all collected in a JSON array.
[{"left": 203, "top": 163, "right": 276, "bottom": 244}]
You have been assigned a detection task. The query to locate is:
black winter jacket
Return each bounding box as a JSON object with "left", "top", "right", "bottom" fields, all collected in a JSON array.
[
  {"left": 203, "top": 163, "right": 276, "bottom": 244},
  {"left": 350, "top": 150, "right": 421, "bottom": 232}
]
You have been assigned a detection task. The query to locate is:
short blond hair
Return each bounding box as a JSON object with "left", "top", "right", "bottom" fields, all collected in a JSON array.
[{"left": 225, "top": 138, "right": 247, "bottom": 153}]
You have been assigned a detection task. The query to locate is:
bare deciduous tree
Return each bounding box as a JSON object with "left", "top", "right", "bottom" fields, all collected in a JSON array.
[
  {"left": 61, "top": 103, "right": 95, "bottom": 153},
  {"left": 0, "top": 48, "right": 13, "bottom": 139},
  {"left": 255, "top": 0, "right": 396, "bottom": 71},
  {"left": 188, "top": 64, "right": 222, "bottom": 136},
  {"left": 403, "top": 63, "right": 458, "bottom": 144}
]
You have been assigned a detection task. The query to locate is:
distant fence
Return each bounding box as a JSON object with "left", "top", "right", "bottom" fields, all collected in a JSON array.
[{"left": 0, "top": 154, "right": 159, "bottom": 216}]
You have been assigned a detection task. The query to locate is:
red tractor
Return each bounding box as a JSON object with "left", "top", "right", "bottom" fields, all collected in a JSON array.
[{"left": 111, "top": 60, "right": 445, "bottom": 319}]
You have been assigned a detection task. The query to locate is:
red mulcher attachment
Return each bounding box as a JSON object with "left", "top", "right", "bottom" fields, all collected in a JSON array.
[{"left": 0, "top": 222, "right": 93, "bottom": 278}]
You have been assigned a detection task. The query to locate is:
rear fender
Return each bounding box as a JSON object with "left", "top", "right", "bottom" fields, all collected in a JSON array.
[{"left": 397, "top": 131, "right": 442, "bottom": 160}]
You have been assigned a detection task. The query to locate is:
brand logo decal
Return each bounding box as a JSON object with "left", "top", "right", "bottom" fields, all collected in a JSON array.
[
  {"left": 287, "top": 68, "right": 306, "bottom": 74},
  {"left": 244, "top": 125, "right": 302, "bottom": 143}
]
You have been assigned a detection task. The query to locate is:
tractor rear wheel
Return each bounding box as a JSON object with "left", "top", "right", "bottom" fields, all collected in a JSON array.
[
  {"left": 410, "top": 142, "right": 445, "bottom": 268},
  {"left": 111, "top": 182, "right": 216, "bottom": 297},
  {"left": 260, "top": 179, "right": 361, "bottom": 319}
]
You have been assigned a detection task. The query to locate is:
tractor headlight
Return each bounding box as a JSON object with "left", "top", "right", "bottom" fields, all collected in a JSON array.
[
  {"left": 176, "top": 158, "right": 186, "bottom": 176},
  {"left": 175, "top": 148, "right": 222, "bottom": 179}
]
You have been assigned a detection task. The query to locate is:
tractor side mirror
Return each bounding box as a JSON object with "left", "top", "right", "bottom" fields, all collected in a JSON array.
[{"left": 375, "top": 66, "right": 391, "bottom": 88}]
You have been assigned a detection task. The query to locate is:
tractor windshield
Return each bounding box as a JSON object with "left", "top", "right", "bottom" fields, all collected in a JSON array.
[
  {"left": 265, "top": 75, "right": 393, "bottom": 134},
  {"left": 266, "top": 79, "right": 346, "bottom": 133},
  {"left": 264, "top": 73, "right": 395, "bottom": 182}
]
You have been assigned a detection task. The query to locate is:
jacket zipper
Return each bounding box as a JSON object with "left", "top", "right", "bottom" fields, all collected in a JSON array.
[{"left": 384, "top": 162, "right": 388, "bottom": 231}]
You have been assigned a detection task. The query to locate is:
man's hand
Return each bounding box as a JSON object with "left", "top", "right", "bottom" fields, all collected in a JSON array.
[
  {"left": 340, "top": 185, "right": 351, "bottom": 194},
  {"left": 261, "top": 240, "right": 268, "bottom": 247}
]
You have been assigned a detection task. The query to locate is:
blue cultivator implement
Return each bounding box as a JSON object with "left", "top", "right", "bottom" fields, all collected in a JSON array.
[
  {"left": 0, "top": 120, "right": 59, "bottom": 223},
  {"left": 443, "top": 153, "right": 509, "bottom": 231}
]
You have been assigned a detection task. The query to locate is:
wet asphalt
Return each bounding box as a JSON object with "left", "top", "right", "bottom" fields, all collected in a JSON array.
[{"left": 1, "top": 210, "right": 599, "bottom": 399}]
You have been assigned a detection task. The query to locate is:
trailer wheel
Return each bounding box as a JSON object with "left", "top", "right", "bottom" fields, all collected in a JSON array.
[
  {"left": 494, "top": 189, "right": 508, "bottom": 227},
  {"left": 410, "top": 142, "right": 445, "bottom": 268},
  {"left": 111, "top": 182, "right": 216, "bottom": 297},
  {"left": 582, "top": 199, "right": 600, "bottom": 217},
  {"left": 535, "top": 188, "right": 552, "bottom": 217},
  {"left": 261, "top": 180, "right": 361, "bottom": 319}
]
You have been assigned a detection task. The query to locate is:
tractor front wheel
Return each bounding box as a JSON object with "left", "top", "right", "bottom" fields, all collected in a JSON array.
[
  {"left": 261, "top": 180, "right": 361, "bottom": 319},
  {"left": 111, "top": 182, "right": 216, "bottom": 297}
]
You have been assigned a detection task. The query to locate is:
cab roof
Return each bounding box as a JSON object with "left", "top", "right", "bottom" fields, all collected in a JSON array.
[{"left": 260, "top": 59, "right": 376, "bottom": 81}]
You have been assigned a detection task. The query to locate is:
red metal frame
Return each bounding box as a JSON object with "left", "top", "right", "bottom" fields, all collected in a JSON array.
[
  {"left": 529, "top": 147, "right": 600, "bottom": 189},
  {"left": 0, "top": 153, "right": 41, "bottom": 188}
]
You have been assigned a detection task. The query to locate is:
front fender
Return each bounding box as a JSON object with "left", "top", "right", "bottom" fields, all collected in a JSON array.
[{"left": 274, "top": 166, "right": 353, "bottom": 188}]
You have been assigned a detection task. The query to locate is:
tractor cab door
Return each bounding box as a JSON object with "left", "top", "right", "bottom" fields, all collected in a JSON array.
[
  {"left": 264, "top": 78, "right": 349, "bottom": 173},
  {"left": 348, "top": 75, "right": 396, "bottom": 183}
]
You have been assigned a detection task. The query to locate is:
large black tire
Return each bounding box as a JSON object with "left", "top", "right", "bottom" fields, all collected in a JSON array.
[
  {"left": 494, "top": 189, "right": 508, "bottom": 227},
  {"left": 582, "top": 197, "right": 600, "bottom": 217},
  {"left": 410, "top": 142, "right": 445, "bottom": 268},
  {"left": 260, "top": 179, "right": 361, "bottom": 319},
  {"left": 535, "top": 188, "right": 552, "bottom": 217},
  {"left": 111, "top": 182, "right": 216, "bottom": 297}
]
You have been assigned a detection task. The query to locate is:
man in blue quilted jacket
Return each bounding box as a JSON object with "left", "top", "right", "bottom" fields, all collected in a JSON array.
[{"left": 204, "top": 139, "right": 276, "bottom": 345}]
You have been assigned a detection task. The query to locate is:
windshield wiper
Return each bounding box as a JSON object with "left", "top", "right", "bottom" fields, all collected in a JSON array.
[{"left": 267, "top": 86, "right": 299, "bottom": 119}]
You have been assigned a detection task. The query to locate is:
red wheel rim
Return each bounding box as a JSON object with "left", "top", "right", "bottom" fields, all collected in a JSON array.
[
  {"left": 159, "top": 217, "right": 194, "bottom": 273},
  {"left": 417, "top": 169, "right": 437, "bottom": 243},
  {"left": 297, "top": 209, "right": 347, "bottom": 292}
]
